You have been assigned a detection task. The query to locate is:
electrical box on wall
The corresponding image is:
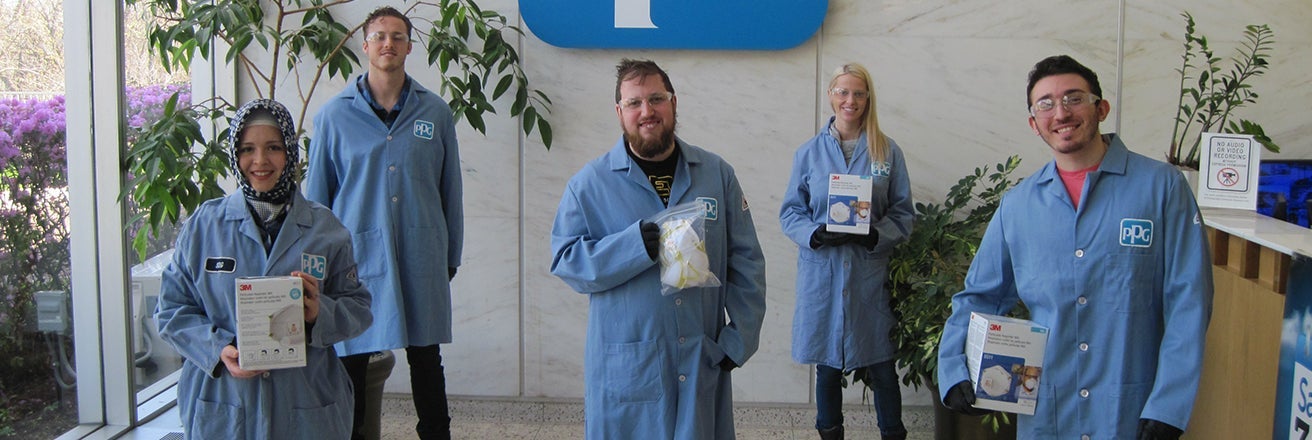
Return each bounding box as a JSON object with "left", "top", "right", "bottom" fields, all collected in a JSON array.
[{"left": 35, "top": 290, "right": 70, "bottom": 335}]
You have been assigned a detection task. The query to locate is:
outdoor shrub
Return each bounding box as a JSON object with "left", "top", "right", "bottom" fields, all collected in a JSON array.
[{"left": 0, "top": 84, "right": 188, "bottom": 392}]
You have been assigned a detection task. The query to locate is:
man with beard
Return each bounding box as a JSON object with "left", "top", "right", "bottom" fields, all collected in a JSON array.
[
  {"left": 550, "top": 58, "right": 767, "bottom": 439},
  {"left": 936, "top": 55, "right": 1213, "bottom": 439}
]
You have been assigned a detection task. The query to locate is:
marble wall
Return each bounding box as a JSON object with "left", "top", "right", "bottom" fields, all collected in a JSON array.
[{"left": 270, "top": 0, "right": 1312, "bottom": 406}]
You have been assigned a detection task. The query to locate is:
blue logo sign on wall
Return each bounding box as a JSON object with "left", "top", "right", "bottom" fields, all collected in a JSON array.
[{"left": 520, "top": 0, "right": 828, "bottom": 50}]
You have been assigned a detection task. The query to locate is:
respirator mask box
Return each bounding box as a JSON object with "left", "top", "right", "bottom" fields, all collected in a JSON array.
[
  {"left": 965, "top": 312, "right": 1048, "bottom": 415},
  {"left": 235, "top": 276, "right": 307, "bottom": 370}
]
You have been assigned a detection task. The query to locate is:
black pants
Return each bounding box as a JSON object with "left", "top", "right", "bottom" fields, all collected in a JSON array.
[{"left": 342, "top": 344, "right": 450, "bottom": 440}]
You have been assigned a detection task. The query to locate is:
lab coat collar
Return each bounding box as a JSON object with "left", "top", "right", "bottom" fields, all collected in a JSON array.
[
  {"left": 1032, "top": 133, "right": 1129, "bottom": 209},
  {"left": 606, "top": 135, "right": 703, "bottom": 170},
  {"left": 347, "top": 74, "right": 433, "bottom": 131},
  {"left": 606, "top": 135, "right": 704, "bottom": 207},
  {"left": 1034, "top": 133, "right": 1129, "bottom": 184},
  {"left": 220, "top": 191, "right": 313, "bottom": 273}
]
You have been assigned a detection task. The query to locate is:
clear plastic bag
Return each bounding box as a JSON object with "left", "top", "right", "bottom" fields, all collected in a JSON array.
[{"left": 648, "top": 202, "right": 722, "bottom": 295}]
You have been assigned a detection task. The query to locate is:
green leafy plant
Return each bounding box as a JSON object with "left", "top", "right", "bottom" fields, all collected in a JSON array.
[
  {"left": 886, "top": 156, "right": 1023, "bottom": 430},
  {"left": 121, "top": 0, "right": 554, "bottom": 260},
  {"left": 1168, "top": 11, "right": 1278, "bottom": 169}
]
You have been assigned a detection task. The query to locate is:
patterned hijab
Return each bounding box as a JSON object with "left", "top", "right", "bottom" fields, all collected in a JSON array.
[{"left": 229, "top": 99, "right": 300, "bottom": 203}]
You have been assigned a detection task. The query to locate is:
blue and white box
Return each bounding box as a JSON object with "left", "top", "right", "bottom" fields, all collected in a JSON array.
[
  {"left": 826, "top": 173, "right": 873, "bottom": 235},
  {"left": 966, "top": 312, "right": 1049, "bottom": 415},
  {"left": 235, "top": 276, "right": 306, "bottom": 370}
]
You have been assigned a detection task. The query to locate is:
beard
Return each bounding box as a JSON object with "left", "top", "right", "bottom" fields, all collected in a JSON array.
[{"left": 624, "top": 117, "right": 677, "bottom": 160}]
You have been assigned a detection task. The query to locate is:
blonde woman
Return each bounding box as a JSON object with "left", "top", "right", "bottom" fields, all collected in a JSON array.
[{"left": 779, "top": 63, "right": 913, "bottom": 440}]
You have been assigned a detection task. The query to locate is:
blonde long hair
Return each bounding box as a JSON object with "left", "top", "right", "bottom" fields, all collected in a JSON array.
[{"left": 829, "top": 63, "right": 888, "bottom": 163}]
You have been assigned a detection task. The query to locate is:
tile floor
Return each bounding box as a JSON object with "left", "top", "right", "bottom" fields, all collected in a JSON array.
[{"left": 380, "top": 395, "right": 937, "bottom": 439}]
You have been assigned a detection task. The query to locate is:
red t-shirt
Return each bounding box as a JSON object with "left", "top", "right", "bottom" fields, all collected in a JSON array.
[{"left": 1057, "top": 163, "right": 1100, "bottom": 209}]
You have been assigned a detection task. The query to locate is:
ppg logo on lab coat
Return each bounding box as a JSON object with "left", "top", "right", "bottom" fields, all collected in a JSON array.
[
  {"left": 301, "top": 253, "right": 326, "bottom": 280},
  {"left": 414, "top": 120, "right": 435, "bottom": 140},
  {"left": 520, "top": 0, "right": 827, "bottom": 50},
  {"left": 696, "top": 197, "right": 718, "bottom": 221},
  {"left": 871, "top": 161, "right": 891, "bottom": 178},
  {"left": 1119, "top": 219, "right": 1153, "bottom": 248}
]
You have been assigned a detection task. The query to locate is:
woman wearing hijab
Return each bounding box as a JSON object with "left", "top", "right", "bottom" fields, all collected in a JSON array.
[{"left": 155, "top": 99, "right": 372, "bottom": 439}]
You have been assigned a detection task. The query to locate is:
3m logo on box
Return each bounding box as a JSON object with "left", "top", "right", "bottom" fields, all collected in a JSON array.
[
  {"left": 239, "top": 283, "right": 252, "bottom": 291},
  {"left": 990, "top": 324, "right": 1002, "bottom": 331},
  {"left": 1119, "top": 218, "right": 1153, "bottom": 248}
]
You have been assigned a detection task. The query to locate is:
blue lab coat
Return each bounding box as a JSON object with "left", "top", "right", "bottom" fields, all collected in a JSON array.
[
  {"left": 937, "top": 135, "right": 1214, "bottom": 438},
  {"left": 550, "top": 137, "right": 768, "bottom": 439},
  {"left": 155, "top": 191, "right": 373, "bottom": 439},
  {"left": 779, "top": 124, "right": 913, "bottom": 369},
  {"left": 304, "top": 75, "right": 463, "bottom": 355}
]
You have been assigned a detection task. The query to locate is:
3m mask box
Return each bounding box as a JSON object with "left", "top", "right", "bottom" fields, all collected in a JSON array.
[
  {"left": 966, "top": 312, "right": 1048, "bottom": 415},
  {"left": 235, "top": 276, "right": 306, "bottom": 370},
  {"left": 826, "top": 173, "right": 873, "bottom": 235}
]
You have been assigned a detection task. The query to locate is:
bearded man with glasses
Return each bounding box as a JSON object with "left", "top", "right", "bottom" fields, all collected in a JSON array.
[
  {"left": 936, "top": 55, "right": 1214, "bottom": 440},
  {"left": 550, "top": 58, "right": 767, "bottom": 439}
]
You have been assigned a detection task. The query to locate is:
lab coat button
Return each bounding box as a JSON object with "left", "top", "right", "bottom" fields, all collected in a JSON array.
[
  {"left": 1079, "top": 388, "right": 1089, "bottom": 398},
  {"left": 1077, "top": 296, "right": 1087, "bottom": 305},
  {"left": 1081, "top": 436, "right": 1090, "bottom": 440},
  {"left": 262, "top": 372, "right": 271, "bottom": 379},
  {"left": 678, "top": 375, "right": 686, "bottom": 382},
  {"left": 1079, "top": 342, "right": 1088, "bottom": 351},
  {"left": 387, "top": 135, "right": 393, "bottom": 141},
  {"left": 389, "top": 165, "right": 396, "bottom": 171},
  {"left": 1075, "top": 249, "right": 1085, "bottom": 258},
  {"left": 392, "top": 196, "right": 398, "bottom": 203},
  {"left": 674, "top": 298, "right": 682, "bottom": 306},
  {"left": 678, "top": 337, "right": 686, "bottom": 344}
]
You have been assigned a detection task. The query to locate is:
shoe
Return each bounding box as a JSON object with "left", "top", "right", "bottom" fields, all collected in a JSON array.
[{"left": 818, "top": 424, "right": 844, "bottom": 440}]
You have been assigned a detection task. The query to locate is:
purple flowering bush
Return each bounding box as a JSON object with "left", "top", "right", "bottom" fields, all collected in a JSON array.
[
  {"left": 0, "top": 85, "right": 188, "bottom": 412},
  {"left": 0, "top": 95, "right": 70, "bottom": 344}
]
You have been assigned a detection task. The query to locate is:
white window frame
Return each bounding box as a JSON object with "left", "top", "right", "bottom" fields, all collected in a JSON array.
[{"left": 61, "top": 0, "right": 243, "bottom": 436}]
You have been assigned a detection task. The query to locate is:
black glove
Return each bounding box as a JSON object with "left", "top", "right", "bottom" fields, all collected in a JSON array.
[
  {"left": 808, "top": 225, "right": 852, "bottom": 249},
  {"left": 448, "top": 266, "right": 457, "bottom": 280},
  {"left": 719, "top": 357, "right": 738, "bottom": 372},
  {"left": 640, "top": 221, "right": 660, "bottom": 261},
  {"left": 1136, "top": 419, "right": 1183, "bottom": 440},
  {"left": 943, "top": 380, "right": 991, "bottom": 416},
  {"left": 852, "top": 226, "right": 879, "bottom": 250}
]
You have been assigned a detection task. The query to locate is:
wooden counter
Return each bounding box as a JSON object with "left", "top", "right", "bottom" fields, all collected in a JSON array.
[{"left": 1188, "top": 208, "right": 1312, "bottom": 439}]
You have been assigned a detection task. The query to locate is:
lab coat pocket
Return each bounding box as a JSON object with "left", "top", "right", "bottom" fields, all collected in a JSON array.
[
  {"left": 403, "top": 226, "right": 441, "bottom": 280},
  {"left": 290, "top": 400, "right": 349, "bottom": 439},
  {"left": 604, "top": 339, "right": 665, "bottom": 404},
  {"left": 1027, "top": 382, "right": 1057, "bottom": 437},
  {"left": 793, "top": 252, "right": 833, "bottom": 329},
  {"left": 189, "top": 399, "right": 245, "bottom": 440},
  {"left": 351, "top": 229, "right": 384, "bottom": 280},
  {"left": 1106, "top": 254, "right": 1155, "bottom": 313},
  {"left": 1112, "top": 382, "right": 1152, "bottom": 435}
]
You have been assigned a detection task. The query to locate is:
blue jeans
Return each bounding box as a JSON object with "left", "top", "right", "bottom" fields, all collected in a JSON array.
[{"left": 815, "top": 360, "right": 907, "bottom": 437}]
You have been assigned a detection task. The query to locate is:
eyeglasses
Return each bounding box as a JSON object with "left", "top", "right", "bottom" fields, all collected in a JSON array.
[
  {"left": 365, "top": 32, "right": 410, "bottom": 43},
  {"left": 1030, "top": 92, "right": 1100, "bottom": 118},
  {"left": 619, "top": 92, "right": 674, "bottom": 111},
  {"left": 830, "top": 88, "right": 869, "bottom": 100}
]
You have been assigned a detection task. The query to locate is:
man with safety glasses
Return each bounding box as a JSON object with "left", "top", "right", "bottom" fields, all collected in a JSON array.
[{"left": 936, "top": 55, "right": 1214, "bottom": 439}]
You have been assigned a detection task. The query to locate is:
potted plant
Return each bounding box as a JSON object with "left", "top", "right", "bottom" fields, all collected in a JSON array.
[
  {"left": 120, "top": 0, "right": 554, "bottom": 259},
  {"left": 1168, "top": 11, "right": 1279, "bottom": 172},
  {"left": 883, "top": 155, "right": 1023, "bottom": 439}
]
